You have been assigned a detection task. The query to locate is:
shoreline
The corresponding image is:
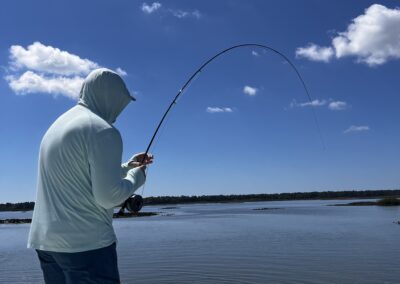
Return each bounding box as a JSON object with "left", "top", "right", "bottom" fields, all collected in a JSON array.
[
  {"left": 2, "top": 197, "right": 399, "bottom": 225},
  {"left": 0, "top": 212, "right": 161, "bottom": 225},
  {"left": 2, "top": 189, "right": 400, "bottom": 212},
  {"left": 330, "top": 197, "right": 400, "bottom": 207}
]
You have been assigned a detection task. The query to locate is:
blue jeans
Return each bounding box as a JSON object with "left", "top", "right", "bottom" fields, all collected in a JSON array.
[{"left": 36, "top": 243, "right": 120, "bottom": 284}]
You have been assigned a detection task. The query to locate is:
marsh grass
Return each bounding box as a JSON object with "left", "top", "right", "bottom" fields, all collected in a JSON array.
[{"left": 377, "top": 197, "right": 400, "bottom": 206}]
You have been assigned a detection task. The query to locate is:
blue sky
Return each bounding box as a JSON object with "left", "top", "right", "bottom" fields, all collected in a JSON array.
[{"left": 0, "top": 1, "right": 399, "bottom": 202}]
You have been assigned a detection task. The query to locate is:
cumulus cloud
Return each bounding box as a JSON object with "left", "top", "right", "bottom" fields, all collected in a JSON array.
[
  {"left": 206, "top": 107, "right": 233, "bottom": 113},
  {"left": 5, "top": 42, "right": 128, "bottom": 100},
  {"left": 5, "top": 71, "right": 84, "bottom": 99},
  {"left": 296, "top": 4, "right": 400, "bottom": 66},
  {"left": 333, "top": 4, "right": 400, "bottom": 65},
  {"left": 290, "top": 99, "right": 327, "bottom": 108},
  {"left": 252, "top": 51, "right": 259, "bottom": 56},
  {"left": 344, "top": 125, "right": 370, "bottom": 133},
  {"left": 243, "top": 85, "right": 258, "bottom": 96},
  {"left": 328, "top": 101, "right": 348, "bottom": 111},
  {"left": 9, "top": 42, "right": 98, "bottom": 75},
  {"left": 141, "top": 2, "right": 161, "bottom": 14},
  {"left": 296, "top": 44, "right": 334, "bottom": 62}
]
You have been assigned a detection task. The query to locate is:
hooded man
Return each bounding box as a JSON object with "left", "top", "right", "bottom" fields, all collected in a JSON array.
[{"left": 27, "top": 68, "right": 153, "bottom": 284}]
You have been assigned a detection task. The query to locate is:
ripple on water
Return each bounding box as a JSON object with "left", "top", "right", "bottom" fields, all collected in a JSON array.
[{"left": 0, "top": 200, "right": 400, "bottom": 283}]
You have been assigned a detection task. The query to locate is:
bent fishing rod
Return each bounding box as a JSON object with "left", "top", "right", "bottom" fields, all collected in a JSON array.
[{"left": 120, "top": 43, "right": 325, "bottom": 213}]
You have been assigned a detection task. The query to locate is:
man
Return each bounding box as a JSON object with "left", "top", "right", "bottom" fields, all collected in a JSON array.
[{"left": 28, "top": 68, "right": 153, "bottom": 283}]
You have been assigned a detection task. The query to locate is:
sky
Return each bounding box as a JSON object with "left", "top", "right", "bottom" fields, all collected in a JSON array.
[{"left": 0, "top": 0, "right": 399, "bottom": 202}]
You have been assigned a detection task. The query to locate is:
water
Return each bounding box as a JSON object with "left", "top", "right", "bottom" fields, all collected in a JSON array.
[{"left": 0, "top": 200, "right": 399, "bottom": 283}]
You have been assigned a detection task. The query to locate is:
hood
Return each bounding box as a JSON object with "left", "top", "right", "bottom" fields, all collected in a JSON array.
[{"left": 78, "top": 68, "right": 135, "bottom": 124}]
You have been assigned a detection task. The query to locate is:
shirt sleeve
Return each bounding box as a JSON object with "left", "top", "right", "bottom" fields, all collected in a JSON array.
[
  {"left": 88, "top": 128, "right": 146, "bottom": 209},
  {"left": 121, "top": 162, "right": 130, "bottom": 178}
]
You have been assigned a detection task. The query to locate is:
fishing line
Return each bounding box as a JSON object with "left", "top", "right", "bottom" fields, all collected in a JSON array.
[
  {"left": 140, "top": 103, "right": 174, "bottom": 196},
  {"left": 123, "top": 43, "right": 325, "bottom": 213}
]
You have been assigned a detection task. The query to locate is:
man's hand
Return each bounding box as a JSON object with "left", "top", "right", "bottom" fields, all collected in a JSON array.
[{"left": 127, "top": 152, "right": 154, "bottom": 170}]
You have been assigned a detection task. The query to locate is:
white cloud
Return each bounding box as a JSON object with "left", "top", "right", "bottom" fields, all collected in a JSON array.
[
  {"left": 171, "top": 9, "right": 201, "bottom": 19},
  {"left": 344, "top": 125, "right": 370, "bottom": 133},
  {"left": 243, "top": 85, "right": 258, "bottom": 96},
  {"left": 141, "top": 2, "right": 201, "bottom": 19},
  {"left": 6, "top": 71, "right": 84, "bottom": 99},
  {"left": 328, "top": 101, "right": 348, "bottom": 111},
  {"left": 5, "top": 42, "right": 128, "bottom": 100},
  {"left": 296, "top": 44, "right": 334, "bottom": 62},
  {"left": 115, "top": 67, "right": 127, "bottom": 76},
  {"left": 290, "top": 99, "right": 327, "bottom": 108},
  {"left": 291, "top": 99, "right": 350, "bottom": 111},
  {"left": 333, "top": 4, "right": 400, "bottom": 66},
  {"left": 141, "top": 2, "right": 161, "bottom": 14},
  {"left": 192, "top": 10, "right": 201, "bottom": 19},
  {"left": 206, "top": 107, "right": 233, "bottom": 113},
  {"left": 296, "top": 4, "right": 400, "bottom": 66},
  {"left": 9, "top": 42, "right": 98, "bottom": 75},
  {"left": 251, "top": 51, "right": 259, "bottom": 56}
]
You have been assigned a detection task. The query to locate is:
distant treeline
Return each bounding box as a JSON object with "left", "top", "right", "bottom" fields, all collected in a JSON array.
[
  {"left": 143, "top": 190, "right": 400, "bottom": 205},
  {"left": 1, "top": 190, "right": 400, "bottom": 211},
  {"left": 0, "top": 202, "right": 35, "bottom": 211}
]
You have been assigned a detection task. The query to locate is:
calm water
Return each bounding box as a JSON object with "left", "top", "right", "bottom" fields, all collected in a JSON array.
[{"left": 0, "top": 200, "right": 399, "bottom": 283}]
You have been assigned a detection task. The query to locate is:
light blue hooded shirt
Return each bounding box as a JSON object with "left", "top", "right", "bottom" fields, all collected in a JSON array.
[{"left": 28, "top": 68, "right": 145, "bottom": 253}]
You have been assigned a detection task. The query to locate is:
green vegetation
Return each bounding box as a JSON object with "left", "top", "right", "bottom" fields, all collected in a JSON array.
[
  {"left": 0, "top": 218, "right": 32, "bottom": 224},
  {"left": 113, "top": 212, "right": 158, "bottom": 218},
  {"left": 333, "top": 201, "right": 376, "bottom": 206},
  {"left": 0, "top": 213, "right": 159, "bottom": 224},
  {"left": 143, "top": 190, "right": 400, "bottom": 206},
  {"left": 377, "top": 197, "right": 400, "bottom": 206},
  {"left": 1, "top": 190, "right": 400, "bottom": 211},
  {"left": 253, "top": 207, "right": 281, "bottom": 211},
  {"left": 333, "top": 196, "right": 400, "bottom": 206},
  {"left": 0, "top": 202, "right": 34, "bottom": 211}
]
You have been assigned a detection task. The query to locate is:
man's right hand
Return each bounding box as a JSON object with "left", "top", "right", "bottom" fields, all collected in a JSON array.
[{"left": 127, "top": 152, "right": 154, "bottom": 171}]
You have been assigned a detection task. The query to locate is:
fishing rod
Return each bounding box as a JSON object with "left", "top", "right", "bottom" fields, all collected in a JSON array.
[{"left": 120, "top": 43, "right": 324, "bottom": 214}]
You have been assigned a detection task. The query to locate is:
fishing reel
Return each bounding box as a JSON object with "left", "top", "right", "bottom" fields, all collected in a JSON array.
[{"left": 125, "top": 194, "right": 144, "bottom": 213}]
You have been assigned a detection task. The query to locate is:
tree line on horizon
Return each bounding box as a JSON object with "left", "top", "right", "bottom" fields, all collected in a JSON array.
[
  {"left": 0, "top": 202, "right": 34, "bottom": 211},
  {"left": 143, "top": 189, "right": 400, "bottom": 205},
  {"left": 1, "top": 189, "right": 399, "bottom": 211}
]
